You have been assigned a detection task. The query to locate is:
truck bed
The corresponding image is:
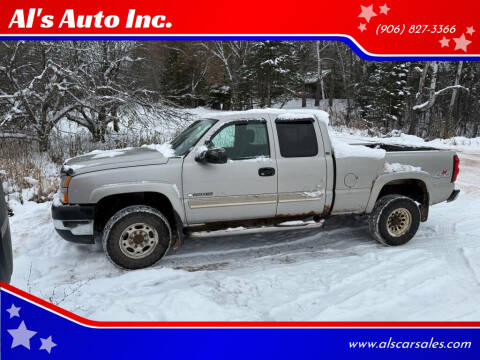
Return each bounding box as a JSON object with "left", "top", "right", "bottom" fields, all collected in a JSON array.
[{"left": 330, "top": 140, "right": 456, "bottom": 215}]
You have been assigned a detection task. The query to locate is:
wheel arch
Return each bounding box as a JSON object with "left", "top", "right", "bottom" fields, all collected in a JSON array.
[
  {"left": 366, "top": 173, "right": 431, "bottom": 222},
  {"left": 93, "top": 190, "right": 183, "bottom": 235}
]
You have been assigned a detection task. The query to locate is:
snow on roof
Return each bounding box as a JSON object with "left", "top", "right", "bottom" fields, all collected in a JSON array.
[
  {"left": 198, "top": 108, "right": 329, "bottom": 126},
  {"left": 303, "top": 70, "right": 331, "bottom": 84}
]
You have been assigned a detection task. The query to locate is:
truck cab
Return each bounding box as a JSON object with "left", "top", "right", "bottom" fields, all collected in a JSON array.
[{"left": 182, "top": 111, "right": 331, "bottom": 224}]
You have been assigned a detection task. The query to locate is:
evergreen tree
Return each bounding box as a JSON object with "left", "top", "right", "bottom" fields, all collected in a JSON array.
[
  {"left": 245, "top": 41, "right": 296, "bottom": 107},
  {"left": 355, "top": 62, "right": 412, "bottom": 132}
]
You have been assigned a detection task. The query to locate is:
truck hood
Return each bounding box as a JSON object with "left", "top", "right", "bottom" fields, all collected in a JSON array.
[{"left": 63, "top": 147, "right": 172, "bottom": 175}]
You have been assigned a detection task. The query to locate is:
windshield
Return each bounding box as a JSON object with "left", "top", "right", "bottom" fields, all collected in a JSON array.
[{"left": 171, "top": 119, "right": 217, "bottom": 156}]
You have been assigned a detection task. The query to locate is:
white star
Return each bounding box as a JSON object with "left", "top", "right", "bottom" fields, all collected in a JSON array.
[
  {"left": 7, "top": 321, "right": 37, "bottom": 350},
  {"left": 40, "top": 336, "right": 57, "bottom": 354},
  {"left": 439, "top": 37, "right": 450, "bottom": 48},
  {"left": 358, "top": 5, "right": 377, "bottom": 23},
  {"left": 466, "top": 26, "right": 475, "bottom": 36},
  {"left": 358, "top": 23, "right": 367, "bottom": 32},
  {"left": 379, "top": 3, "right": 390, "bottom": 15},
  {"left": 453, "top": 33, "right": 472, "bottom": 52},
  {"left": 6, "top": 303, "right": 21, "bottom": 318}
]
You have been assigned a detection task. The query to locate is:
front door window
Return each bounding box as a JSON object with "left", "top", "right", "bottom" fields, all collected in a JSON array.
[{"left": 210, "top": 122, "right": 270, "bottom": 160}]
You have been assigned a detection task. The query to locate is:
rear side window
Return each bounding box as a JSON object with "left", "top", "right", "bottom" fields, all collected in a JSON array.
[{"left": 276, "top": 120, "right": 318, "bottom": 157}]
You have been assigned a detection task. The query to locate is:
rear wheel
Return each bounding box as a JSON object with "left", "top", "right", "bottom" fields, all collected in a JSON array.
[
  {"left": 368, "top": 194, "right": 420, "bottom": 246},
  {"left": 102, "top": 205, "right": 172, "bottom": 269}
]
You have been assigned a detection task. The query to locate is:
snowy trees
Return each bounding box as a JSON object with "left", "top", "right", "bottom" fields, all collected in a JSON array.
[
  {"left": 159, "top": 42, "right": 212, "bottom": 107},
  {"left": 0, "top": 41, "right": 80, "bottom": 151},
  {"left": 136, "top": 41, "right": 479, "bottom": 139},
  {"left": 349, "top": 59, "right": 474, "bottom": 138},
  {"left": 410, "top": 62, "right": 469, "bottom": 138},
  {"left": 459, "top": 62, "right": 480, "bottom": 137},
  {"left": 244, "top": 41, "right": 296, "bottom": 108},
  {"left": 199, "top": 41, "right": 251, "bottom": 110},
  {"left": 65, "top": 41, "right": 147, "bottom": 142},
  {"left": 1, "top": 40, "right": 480, "bottom": 143},
  {"left": 355, "top": 62, "right": 412, "bottom": 132},
  {"left": 68, "top": 41, "right": 186, "bottom": 142},
  {"left": 0, "top": 41, "right": 183, "bottom": 148}
]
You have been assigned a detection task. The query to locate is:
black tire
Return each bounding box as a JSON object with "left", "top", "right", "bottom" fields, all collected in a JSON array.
[
  {"left": 102, "top": 205, "right": 172, "bottom": 270},
  {"left": 368, "top": 194, "right": 420, "bottom": 246}
]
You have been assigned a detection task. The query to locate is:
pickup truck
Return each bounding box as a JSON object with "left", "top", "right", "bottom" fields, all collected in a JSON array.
[{"left": 52, "top": 109, "right": 460, "bottom": 269}]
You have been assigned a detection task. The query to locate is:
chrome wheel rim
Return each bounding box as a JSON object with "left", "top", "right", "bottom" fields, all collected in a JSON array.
[
  {"left": 386, "top": 208, "right": 412, "bottom": 237},
  {"left": 119, "top": 223, "right": 159, "bottom": 259}
]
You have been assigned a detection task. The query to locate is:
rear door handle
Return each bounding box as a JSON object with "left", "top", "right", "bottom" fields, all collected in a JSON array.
[{"left": 258, "top": 167, "right": 275, "bottom": 177}]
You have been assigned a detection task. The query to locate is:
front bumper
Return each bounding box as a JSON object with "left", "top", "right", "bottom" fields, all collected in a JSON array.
[
  {"left": 446, "top": 189, "right": 460, "bottom": 203},
  {"left": 52, "top": 203, "right": 95, "bottom": 244}
]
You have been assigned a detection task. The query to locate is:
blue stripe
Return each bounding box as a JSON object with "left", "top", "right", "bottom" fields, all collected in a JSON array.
[{"left": 0, "top": 35, "right": 478, "bottom": 61}]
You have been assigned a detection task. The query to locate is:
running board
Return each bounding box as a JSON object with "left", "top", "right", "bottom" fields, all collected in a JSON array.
[{"left": 187, "top": 220, "right": 325, "bottom": 238}]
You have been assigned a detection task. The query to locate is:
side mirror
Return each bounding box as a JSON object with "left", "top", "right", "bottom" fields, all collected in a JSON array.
[{"left": 196, "top": 147, "right": 227, "bottom": 164}]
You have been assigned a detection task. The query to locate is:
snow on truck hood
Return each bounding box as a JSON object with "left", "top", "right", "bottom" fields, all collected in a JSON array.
[{"left": 63, "top": 143, "right": 174, "bottom": 175}]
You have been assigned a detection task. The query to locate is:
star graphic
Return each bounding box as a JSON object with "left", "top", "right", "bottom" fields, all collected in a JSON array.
[
  {"left": 358, "top": 5, "right": 377, "bottom": 23},
  {"left": 358, "top": 23, "right": 367, "bottom": 32},
  {"left": 379, "top": 3, "right": 390, "bottom": 15},
  {"left": 40, "top": 336, "right": 57, "bottom": 354},
  {"left": 453, "top": 33, "right": 472, "bottom": 52},
  {"left": 466, "top": 26, "right": 475, "bottom": 36},
  {"left": 439, "top": 37, "right": 450, "bottom": 48},
  {"left": 6, "top": 303, "right": 21, "bottom": 318},
  {"left": 7, "top": 321, "right": 37, "bottom": 350}
]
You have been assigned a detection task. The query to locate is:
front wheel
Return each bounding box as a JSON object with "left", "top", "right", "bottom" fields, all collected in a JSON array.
[
  {"left": 102, "top": 206, "right": 172, "bottom": 270},
  {"left": 368, "top": 194, "right": 421, "bottom": 246}
]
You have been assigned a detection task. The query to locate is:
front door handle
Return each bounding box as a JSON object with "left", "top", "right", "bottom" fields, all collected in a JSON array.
[{"left": 258, "top": 167, "right": 275, "bottom": 177}]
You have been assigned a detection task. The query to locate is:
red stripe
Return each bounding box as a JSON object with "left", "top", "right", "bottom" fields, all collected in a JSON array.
[{"left": 2, "top": 282, "right": 480, "bottom": 328}]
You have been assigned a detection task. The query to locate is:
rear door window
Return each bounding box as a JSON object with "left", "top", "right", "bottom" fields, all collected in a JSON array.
[{"left": 275, "top": 119, "right": 318, "bottom": 157}]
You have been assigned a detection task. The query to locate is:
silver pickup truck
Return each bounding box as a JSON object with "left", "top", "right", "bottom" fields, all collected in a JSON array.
[{"left": 52, "top": 109, "right": 460, "bottom": 269}]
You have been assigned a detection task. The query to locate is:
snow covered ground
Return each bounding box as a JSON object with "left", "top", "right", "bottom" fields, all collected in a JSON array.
[{"left": 7, "top": 132, "right": 480, "bottom": 321}]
